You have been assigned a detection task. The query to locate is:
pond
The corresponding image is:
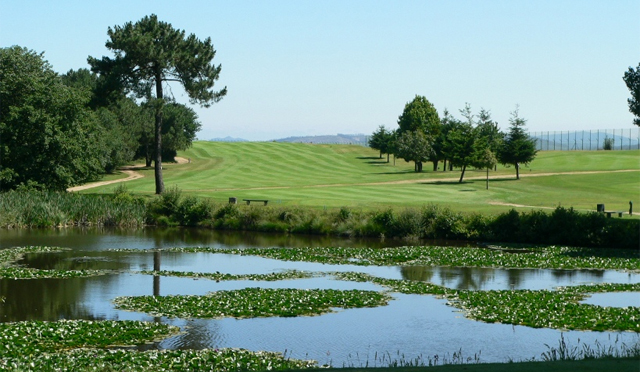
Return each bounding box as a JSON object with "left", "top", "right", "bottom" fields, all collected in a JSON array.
[{"left": 0, "top": 227, "right": 638, "bottom": 366}]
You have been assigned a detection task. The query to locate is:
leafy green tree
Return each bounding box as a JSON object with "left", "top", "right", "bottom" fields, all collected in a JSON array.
[
  {"left": 438, "top": 109, "right": 460, "bottom": 171},
  {"left": 446, "top": 122, "right": 478, "bottom": 183},
  {"left": 137, "top": 102, "right": 202, "bottom": 164},
  {"left": 393, "top": 130, "right": 434, "bottom": 172},
  {"left": 369, "top": 125, "right": 393, "bottom": 162},
  {"left": 0, "top": 46, "right": 105, "bottom": 191},
  {"left": 397, "top": 95, "right": 441, "bottom": 170},
  {"left": 623, "top": 63, "right": 640, "bottom": 126},
  {"left": 61, "top": 69, "right": 143, "bottom": 172},
  {"left": 475, "top": 141, "right": 498, "bottom": 189},
  {"left": 89, "top": 14, "right": 227, "bottom": 194},
  {"left": 497, "top": 107, "right": 537, "bottom": 180}
]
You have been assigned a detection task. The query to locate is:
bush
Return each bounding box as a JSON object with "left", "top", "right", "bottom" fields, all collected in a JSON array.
[
  {"left": 603, "top": 137, "right": 614, "bottom": 150},
  {"left": 1, "top": 190, "right": 637, "bottom": 249}
]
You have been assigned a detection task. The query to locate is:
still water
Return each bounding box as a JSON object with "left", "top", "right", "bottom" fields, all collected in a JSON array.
[{"left": 0, "top": 227, "right": 638, "bottom": 365}]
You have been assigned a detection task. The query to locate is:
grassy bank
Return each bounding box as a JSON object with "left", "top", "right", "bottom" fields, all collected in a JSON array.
[{"left": 1, "top": 189, "right": 638, "bottom": 249}]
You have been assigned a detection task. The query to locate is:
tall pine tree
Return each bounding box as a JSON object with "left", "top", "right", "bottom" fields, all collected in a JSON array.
[{"left": 89, "top": 14, "right": 226, "bottom": 194}]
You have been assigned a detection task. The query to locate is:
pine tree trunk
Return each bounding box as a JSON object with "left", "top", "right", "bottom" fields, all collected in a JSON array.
[
  {"left": 515, "top": 162, "right": 520, "bottom": 180},
  {"left": 154, "top": 72, "right": 165, "bottom": 194}
]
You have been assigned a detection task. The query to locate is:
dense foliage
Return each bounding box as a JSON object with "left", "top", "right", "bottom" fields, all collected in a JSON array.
[
  {"left": 497, "top": 108, "right": 538, "bottom": 179},
  {"left": 1, "top": 190, "right": 638, "bottom": 249},
  {"left": 623, "top": 63, "right": 640, "bottom": 126},
  {"left": 0, "top": 47, "right": 106, "bottom": 191},
  {"left": 89, "top": 14, "right": 226, "bottom": 194},
  {"left": 393, "top": 130, "right": 434, "bottom": 172},
  {"left": 114, "top": 288, "right": 391, "bottom": 318}
]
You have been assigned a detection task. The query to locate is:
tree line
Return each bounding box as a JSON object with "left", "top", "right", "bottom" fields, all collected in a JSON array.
[
  {"left": 369, "top": 95, "right": 538, "bottom": 183},
  {"left": 0, "top": 14, "right": 226, "bottom": 193}
]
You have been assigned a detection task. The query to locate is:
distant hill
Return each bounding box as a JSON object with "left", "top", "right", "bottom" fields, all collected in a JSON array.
[
  {"left": 273, "top": 133, "right": 369, "bottom": 145},
  {"left": 208, "top": 136, "right": 249, "bottom": 142}
]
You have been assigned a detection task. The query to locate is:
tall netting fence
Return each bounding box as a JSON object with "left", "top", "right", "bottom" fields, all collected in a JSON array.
[{"left": 529, "top": 128, "right": 640, "bottom": 151}]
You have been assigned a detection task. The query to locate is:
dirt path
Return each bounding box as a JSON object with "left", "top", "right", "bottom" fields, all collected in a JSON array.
[{"left": 66, "top": 157, "right": 189, "bottom": 192}]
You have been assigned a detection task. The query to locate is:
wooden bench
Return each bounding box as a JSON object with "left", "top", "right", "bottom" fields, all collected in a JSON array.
[
  {"left": 243, "top": 199, "right": 269, "bottom": 206},
  {"left": 603, "top": 210, "right": 624, "bottom": 218}
]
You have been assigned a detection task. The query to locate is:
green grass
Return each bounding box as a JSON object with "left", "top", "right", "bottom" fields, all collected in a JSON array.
[{"left": 82, "top": 142, "right": 640, "bottom": 215}]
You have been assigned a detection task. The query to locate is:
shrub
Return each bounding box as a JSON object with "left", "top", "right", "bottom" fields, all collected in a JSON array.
[
  {"left": 489, "top": 209, "right": 521, "bottom": 242},
  {"left": 603, "top": 137, "right": 614, "bottom": 150}
]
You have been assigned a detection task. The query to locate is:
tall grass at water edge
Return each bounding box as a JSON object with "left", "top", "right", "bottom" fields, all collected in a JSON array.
[
  {"left": 0, "top": 189, "right": 146, "bottom": 228},
  {"left": 3, "top": 187, "right": 636, "bottom": 249}
]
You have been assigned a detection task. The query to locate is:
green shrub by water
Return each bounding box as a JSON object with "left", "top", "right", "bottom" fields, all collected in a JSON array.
[{"left": 1, "top": 190, "right": 638, "bottom": 249}]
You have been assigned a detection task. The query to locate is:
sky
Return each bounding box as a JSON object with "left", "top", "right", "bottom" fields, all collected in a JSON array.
[{"left": 2, "top": 0, "right": 639, "bottom": 141}]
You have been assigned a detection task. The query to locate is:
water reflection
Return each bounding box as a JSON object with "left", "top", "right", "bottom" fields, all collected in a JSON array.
[
  {"left": 0, "top": 228, "right": 638, "bottom": 365},
  {"left": 0, "top": 227, "right": 417, "bottom": 251},
  {"left": 400, "top": 266, "right": 631, "bottom": 291},
  {"left": 0, "top": 278, "right": 100, "bottom": 322}
]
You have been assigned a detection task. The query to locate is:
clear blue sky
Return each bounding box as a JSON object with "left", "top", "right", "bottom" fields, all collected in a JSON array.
[{"left": 2, "top": 0, "right": 639, "bottom": 141}]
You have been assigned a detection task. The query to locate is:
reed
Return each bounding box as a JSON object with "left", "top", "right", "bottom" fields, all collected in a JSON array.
[{"left": 0, "top": 190, "right": 146, "bottom": 228}]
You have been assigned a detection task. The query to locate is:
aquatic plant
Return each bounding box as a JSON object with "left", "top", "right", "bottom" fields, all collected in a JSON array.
[
  {"left": 540, "top": 333, "right": 640, "bottom": 361},
  {"left": 0, "top": 246, "right": 112, "bottom": 279},
  {"left": 0, "top": 190, "right": 146, "bottom": 228},
  {"left": 0, "top": 347, "right": 318, "bottom": 372},
  {"left": 332, "top": 271, "right": 450, "bottom": 295},
  {"left": 0, "top": 267, "right": 110, "bottom": 279},
  {"left": 140, "top": 269, "right": 314, "bottom": 281},
  {"left": 156, "top": 245, "right": 640, "bottom": 272},
  {"left": 114, "top": 288, "right": 392, "bottom": 319},
  {"left": 0, "top": 320, "right": 180, "bottom": 358},
  {"left": 333, "top": 272, "right": 640, "bottom": 332},
  {"left": 446, "top": 283, "right": 640, "bottom": 332}
]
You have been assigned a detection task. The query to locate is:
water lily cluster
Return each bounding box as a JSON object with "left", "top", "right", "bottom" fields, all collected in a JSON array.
[
  {"left": 140, "top": 269, "right": 314, "bottom": 281},
  {"left": 114, "top": 288, "right": 392, "bottom": 319},
  {"left": 0, "top": 246, "right": 111, "bottom": 279},
  {"left": 0, "top": 320, "right": 316, "bottom": 371},
  {"left": 157, "top": 245, "right": 640, "bottom": 271}
]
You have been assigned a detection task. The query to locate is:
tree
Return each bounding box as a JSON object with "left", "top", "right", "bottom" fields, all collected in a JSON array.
[
  {"left": 438, "top": 109, "right": 460, "bottom": 171},
  {"left": 497, "top": 107, "right": 537, "bottom": 180},
  {"left": 369, "top": 125, "right": 393, "bottom": 162},
  {"left": 0, "top": 46, "right": 105, "bottom": 191},
  {"left": 61, "top": 69, "right": 143, "bottom": 172},
  {"left": 393, "top": 130, "right": 434, "bottom": 172},
  {"left": 89, "top": 14, "right": 227, "bottom": 194},
  {"left": 397, "top": 95, "right": 441, "bottom": 170},
  {"left": 137, "top": 101, "right": 202, "bottom": 164},
  {"left": 475, "top": 141, "right": 498, "bottom": 190},
  {"left": 475, "top": 108, "right": 503, "bottom": 154},
  {"left": 623, "top": 63, "right": 640, "bottom": 126},
  {"left": 446, "top": 122, "right": 478, "bottom": 183}
]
